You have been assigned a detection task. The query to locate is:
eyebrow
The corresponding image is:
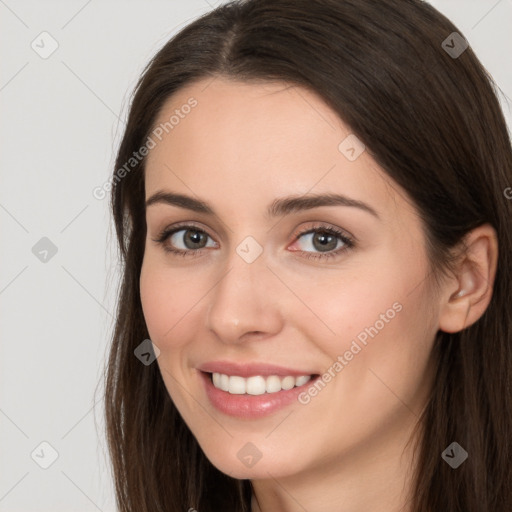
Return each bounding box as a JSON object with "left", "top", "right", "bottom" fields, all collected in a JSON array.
[{"left": 145, "top": 190, "right": 380, "bottom": 220}]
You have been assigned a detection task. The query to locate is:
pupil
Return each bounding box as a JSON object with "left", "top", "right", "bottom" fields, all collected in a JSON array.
[
  {"left": 186, "top": 230, "right": 205, "bottom": 248},
  {"left": 314, "top": 232, "right": 336, "bottom": 252}
]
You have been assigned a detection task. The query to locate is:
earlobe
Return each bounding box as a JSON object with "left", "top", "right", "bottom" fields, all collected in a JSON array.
[{"left": 437, "top": 224, "right": 498, "bottom": 334}]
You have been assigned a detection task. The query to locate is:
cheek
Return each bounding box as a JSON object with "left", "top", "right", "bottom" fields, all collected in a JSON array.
[
  {"left": 139, "top": 261, "right": 199, "bottom": 347},
  {"left": 285, "top": 262, "right": 401, "bottom": 352},
  {"left": 321, "top": 284, "right": 435, "bottom": 416},
  {"left": 298, "top": 256, "right": 433, "bottom": 378}
]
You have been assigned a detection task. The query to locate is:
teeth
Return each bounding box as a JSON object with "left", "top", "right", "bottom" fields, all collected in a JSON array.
[
  {"left": 219, "top": 373, "right": 229, "bottom": 392},
  {"left": 246, "top": 376, "right": 266, "bottom": 395},
  {"left": 211, "top": 373, "right": 312, "bottom": 395},
  {"left": 295, "top": 375, "right": 311, "bottom": 386},
  {"left": 229, "top": 376, "right": 246, "bottom": 394},
  {"left": 266, "top": 375, "right": 281, "bottom": 393},
  {"left": 281, "top": 376, "right": 295, "bottom": 390}
]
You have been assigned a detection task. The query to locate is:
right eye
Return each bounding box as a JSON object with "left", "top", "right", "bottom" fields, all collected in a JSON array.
[{"left": 152, "top": 224, "right": 218, "bottom": 257}]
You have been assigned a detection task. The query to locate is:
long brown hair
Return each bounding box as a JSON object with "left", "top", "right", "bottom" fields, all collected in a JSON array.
[{"left": 104, "top": 0, "right": 512, "bottom": 510}]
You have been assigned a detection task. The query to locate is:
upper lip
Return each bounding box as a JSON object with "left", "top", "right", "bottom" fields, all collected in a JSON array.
[{"left": 198, "top": 361, "right": 317, "bottom": 378}]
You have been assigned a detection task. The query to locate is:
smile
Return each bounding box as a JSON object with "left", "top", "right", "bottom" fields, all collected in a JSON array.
[
  {"left": 199, "top": 369, "right": 321, "bottom": 419},
  {"left": 211, "top": 372, "right": 312, "bottom": 395}
]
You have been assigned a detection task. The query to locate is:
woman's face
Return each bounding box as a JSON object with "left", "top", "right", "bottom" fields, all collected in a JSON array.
[{"left": 140, "top": 77, "right": 440, "bottom": 480}]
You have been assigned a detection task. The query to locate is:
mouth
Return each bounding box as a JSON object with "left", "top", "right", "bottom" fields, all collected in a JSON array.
[
  {"left": 199, "top": 370, "right": 321, "bottom": 419},
  {"left": 208, "top": 371, "right": 315, "bottom": 395}
]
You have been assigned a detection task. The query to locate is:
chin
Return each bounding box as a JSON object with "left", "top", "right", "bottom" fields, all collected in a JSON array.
[{"left": 197, "top": 438, "right": 305, "bottom": 480}]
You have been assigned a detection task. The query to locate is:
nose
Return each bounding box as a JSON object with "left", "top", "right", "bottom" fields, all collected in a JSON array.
[{"left": 205, "top": 248, "right": 284, "bottom": 344}]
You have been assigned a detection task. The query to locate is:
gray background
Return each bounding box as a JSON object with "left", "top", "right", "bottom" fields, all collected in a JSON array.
[{"left": 1, "top": 0, "right": 511, "bottom": 510}]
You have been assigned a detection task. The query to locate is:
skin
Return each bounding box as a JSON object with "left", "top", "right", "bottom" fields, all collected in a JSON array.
[{"left": 139, "top": 76, "right": 498, "bottom": 512}]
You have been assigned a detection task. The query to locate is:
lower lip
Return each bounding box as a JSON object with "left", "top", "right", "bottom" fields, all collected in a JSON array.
[{"left": 200, "top": 371, "right": 319, "bottom": 419}]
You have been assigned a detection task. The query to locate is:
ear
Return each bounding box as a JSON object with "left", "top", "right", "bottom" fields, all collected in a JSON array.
[{"left": 438, "top": 223, "right": 498, "bottom": 333}]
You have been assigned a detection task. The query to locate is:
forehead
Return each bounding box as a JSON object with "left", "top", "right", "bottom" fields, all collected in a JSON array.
[{"left": 144, "top": 77, "right": 414, "bottom": 224}]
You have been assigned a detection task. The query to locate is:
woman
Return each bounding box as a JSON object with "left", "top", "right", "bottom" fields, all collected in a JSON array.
[{"left": 104, "top": 0, "right": 512, "bottom": 510}]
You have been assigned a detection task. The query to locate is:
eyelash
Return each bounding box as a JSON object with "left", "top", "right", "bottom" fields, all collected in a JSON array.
[{"left": 151, "top": 222, "right": 355, "bottom": 261}]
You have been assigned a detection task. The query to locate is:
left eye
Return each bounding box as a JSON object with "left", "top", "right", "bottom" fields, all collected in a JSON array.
[
  {"left": 294, "top": 229, "right": 347, "bottom": 253},
  {"left": 290, "top": 227, "right": 354, "bottom": 258}
]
